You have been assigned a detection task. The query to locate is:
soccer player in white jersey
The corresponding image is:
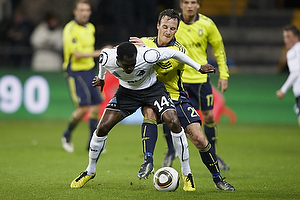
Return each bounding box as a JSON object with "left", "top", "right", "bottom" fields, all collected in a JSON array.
[
  {"left": 70, "top": 42, "right": 216, "bottom": 188},
  {"left": 277, "top": 25, "right": 300, "bottom": 127}
]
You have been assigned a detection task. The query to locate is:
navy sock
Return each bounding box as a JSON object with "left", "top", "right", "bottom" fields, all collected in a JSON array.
[
  {"left": 141, "top": 118, "right": 157, "bottom": 163},
  {"left": 63, "top": 118, "right": 80, "bottom": 139},
  {"left": 199, "top": 143, "right": 222, "bottom": 183},
  {"left": 204, "top": 122, "right": 217, "bottom": 153}
]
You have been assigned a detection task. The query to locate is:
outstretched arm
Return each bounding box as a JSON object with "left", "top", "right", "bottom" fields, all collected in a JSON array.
[{"left": 158, "top": 48, "right": 216, "bottom": 74}]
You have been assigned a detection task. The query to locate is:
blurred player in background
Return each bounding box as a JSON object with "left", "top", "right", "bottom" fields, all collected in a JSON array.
[
  {"left": 61, "top": 0, "right": 108, "bottom": 152},
  {"left": 70, "top": 42, "right": 217, "bottom": 189},
  {"left": 130, "top": 9, "right": 235, "bottom": 191},
  {"left": 174, "top": 0, "right": 230, "bottom": 170},
  {"left": 276, "top": 25, "right": 300, "bottom": 127}
]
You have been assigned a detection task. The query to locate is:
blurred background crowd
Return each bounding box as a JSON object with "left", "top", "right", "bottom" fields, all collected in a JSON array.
[{"left": 0, "top": 0, "right": 299, "bottom": 72}]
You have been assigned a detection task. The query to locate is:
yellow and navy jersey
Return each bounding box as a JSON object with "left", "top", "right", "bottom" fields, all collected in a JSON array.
[
  {"left": 141, "top": 37, "right": 187, "bottom": 101},
  {"left": 176, "top": 13, "right": 229, "bottom": 83},
  {"left": 62, "top": 20, "right": 96, "bottom": 71}
]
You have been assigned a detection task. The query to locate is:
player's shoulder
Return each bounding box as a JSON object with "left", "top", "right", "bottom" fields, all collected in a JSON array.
[
  {"left": 172, "top": 40, "right": 187, "bottom": 53},
  {"left": 138, "top": 46, "right": 160, "bottom": 63},
  {"left": 141, "top": 37, "right": 157, "bottom": 47},
  {"left": 198, "top": 13, "right": 216, "bottom": 26},
  {"left": 63, "top": 20, "right": 76, "bottom": 32},
  {"left": 86, "top": 22, "right": 95, "bottom": 31},
  {"left": 99, "top": 48, "right": 116, "bottom": 66}
]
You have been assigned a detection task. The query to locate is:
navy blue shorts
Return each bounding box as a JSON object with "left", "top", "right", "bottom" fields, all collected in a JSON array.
[
  {"left": 106, "top": 81, "right": 176, "bottom": 120},
  {"left": 172, "top": 91, "right": 202, "bottom": 128},
  {"left": 183, "top": 77, "right": 213, "bottom": 111},
  {"left": 66, "top": 69, "right": 102, "bottom": 107}
]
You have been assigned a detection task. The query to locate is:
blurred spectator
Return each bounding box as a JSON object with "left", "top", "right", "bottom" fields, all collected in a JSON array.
[
  {"left": 30, "top": 13, "right": 63, "bottom": 71},
  {"left": 6, "top": 8, "right": 32, "bottom": 68}
]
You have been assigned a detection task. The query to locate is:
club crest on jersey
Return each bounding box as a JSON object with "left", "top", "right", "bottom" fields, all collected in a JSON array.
[
  {"left": 135, "top": 70, "right": 145, "bottom": 77},
  {"left": 198, "top": 29, "right": 203, "bottom": 36}
]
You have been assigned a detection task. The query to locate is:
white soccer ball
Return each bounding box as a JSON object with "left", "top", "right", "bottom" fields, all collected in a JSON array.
[{"left": 153, "top": 167, "right": 180, "bottom": 191}]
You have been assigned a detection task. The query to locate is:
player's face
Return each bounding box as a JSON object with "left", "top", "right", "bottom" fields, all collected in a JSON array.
[
  {"left": 180, "top": 0, "right": 199, "bottom": 16},
  {"left": 283, "top": 30, "right": 299, "bottom": 49},
  {"left": 157, "top": 16, "right": 178, "bottom": 46},
  {"left": 73, "top": 2, "right": 91, "bottom": 25},
  {"left": 117, "top": 54, "right": 137, "bottom": 74}
]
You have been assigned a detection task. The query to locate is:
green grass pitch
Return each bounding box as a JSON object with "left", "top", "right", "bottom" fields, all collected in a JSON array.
[{"left": 0, "top": 119, "right": 299, "bottom": 199}]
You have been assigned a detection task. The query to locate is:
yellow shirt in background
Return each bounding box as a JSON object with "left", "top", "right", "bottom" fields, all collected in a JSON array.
[
  {"left": 176, "top": 13, "right": 229, "bottom": 83},
  {"left": 62, "top": 20, "right": 96, "bottom": 71}
]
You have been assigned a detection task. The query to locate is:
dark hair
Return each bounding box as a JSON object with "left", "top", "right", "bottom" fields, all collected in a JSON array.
[
  {"left": 180, "top": 0, "right": 201, "bottom": 4},
  {"left": 117, "top": 42, "right": 137, "bottom": 60},
  {"left": 157, "top": 9, "right": 180, "bottom": 28},
  {"left": 74, "top": 0, "right": 91, "bottom": 9},
  {"left": 284, "top": 25, "right": 300, "bottom": 37}
]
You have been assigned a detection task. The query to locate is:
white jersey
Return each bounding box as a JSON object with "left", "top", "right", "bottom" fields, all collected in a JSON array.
[
  {"left": 98, "top": 46, "right": 201, "bottom": 90},
  {"left": 281, "top": 42, "right": 300, "bottom": 97}
]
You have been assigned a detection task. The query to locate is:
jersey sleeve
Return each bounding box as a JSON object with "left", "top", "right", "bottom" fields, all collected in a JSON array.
[
  {"left": 98, "top": 50, "right": 109, "bottom": 80},
  {"left": 281, "top": 48, "right": 300, "bottom": 94},
  {"left": 208, "top": 22, "right": 229, "bottom": 79},
  {"left": 155, "top": 48, "right": 201, "bottom": 71}
]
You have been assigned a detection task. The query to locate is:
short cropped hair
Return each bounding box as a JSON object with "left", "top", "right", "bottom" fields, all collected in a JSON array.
[
  {"left": 157, "top": 9, "right": 180, "bottom": 28},
  {"left": 117, "top": 42, "right": 137, "bottom": 60},
  {"left": 284, "top": 25, "right": 300, "bottom": 37},
  {"left": 74, "top": 0, "right": 90, "bottom": 9},
  {"left": 180, "top": 0, "right": 200, "bottom": 4}
]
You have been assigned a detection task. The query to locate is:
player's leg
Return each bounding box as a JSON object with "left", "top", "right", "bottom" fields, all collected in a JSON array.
[
  {"left": 62, "top": 71, "right": 92, "bottom": 152},
  {"left": 185, "top": 123, "right": 235, "bottom": 191},
  {"left": 200, "top": 81, "right": 229, "bottom": 170},
  {"left": 162, "top": 110, "right": 192, "bottom": 178},
  {"left": 161, "top": 124, "right": 176, "bottom": 167},
  {"left": 138, "top": 106, "right": 158, "bottom": 179},
  {"left": 88, "top": 104, "right": 100, "bottom": 149},
  {"left": 70, "top": 109, "right": 124, "bottom": 188},
  {"left": 86, "top": 69, "right": 103, "bottom": 150},
  {"left": 62, "top": 105, "right": 89, "bottom": 152}
]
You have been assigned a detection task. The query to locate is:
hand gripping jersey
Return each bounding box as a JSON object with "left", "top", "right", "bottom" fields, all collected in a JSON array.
[
  {"left": 176, "top": 13, "right": 229, "bottom": 83},
  {"left": 98, "top": 46, "right": 201, "bottom": 90},
  {"left": 141, "top": 37, "right": 188, "bottom": 101},
  {"left": 280, "top": 41, "right": 300, "bottom": 97}
]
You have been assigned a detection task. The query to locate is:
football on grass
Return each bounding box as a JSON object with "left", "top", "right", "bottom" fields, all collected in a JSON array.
[{"left": 153, "top": 167, "right": 180, "bottom": 191}]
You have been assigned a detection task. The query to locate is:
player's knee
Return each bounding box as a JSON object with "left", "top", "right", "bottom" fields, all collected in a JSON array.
[
  {"left": 165, "top": 118, "right": 181, "bottom": 133},
  {"left": 95, "top": 123, "right": 109, "bottom": 137}
]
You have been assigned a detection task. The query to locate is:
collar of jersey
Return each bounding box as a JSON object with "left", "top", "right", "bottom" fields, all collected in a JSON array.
[
  {"left": 154, "top": 37, "right": 177, "bottom": 47},
  {"left": 74, "top": 18, "right": 88, "bottom": 27},
  {"left": 179, "top": 13, "right": 199, "bottom": 25}
]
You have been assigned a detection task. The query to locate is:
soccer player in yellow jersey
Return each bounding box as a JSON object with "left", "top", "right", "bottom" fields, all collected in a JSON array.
[
  {"left": 61, "top": 0, "right": 110, "bottom": 152},
  {"left": 130, "top": 9, "right": 234, "bottom": 191},
  {"left": 175, "top": 0, "right": 230, "bottom": 170}
]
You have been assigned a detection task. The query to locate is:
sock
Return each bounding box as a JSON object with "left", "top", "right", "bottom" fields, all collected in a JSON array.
[
  {"left": 141, "top": 118, "right": 157, "bottom": 163},
  {"left": 199, "top": 143, "right": 222, "bottom": 183},
  {"left": 86, "top": 131, "right": 107, "bottom": 175},
  {"left": 171, "top": 127, "right": 191, "bottom": 176},
  {"left": 204, "top": 122, "right": 217, "bottom": 154},
  {"left": 89, "top": 113, "right": 99, "bottom": 146},
  {"left": 163, "top": 124, "right": 175, "bottom": 155},
  {"left": 63, "top": 117, "right": 80, "bottom": 140}
]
